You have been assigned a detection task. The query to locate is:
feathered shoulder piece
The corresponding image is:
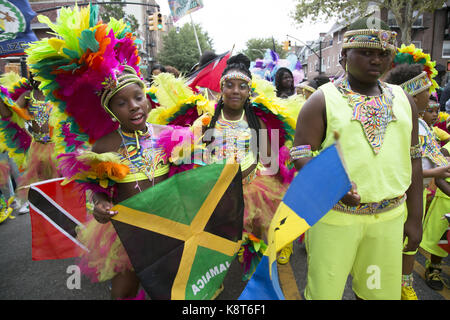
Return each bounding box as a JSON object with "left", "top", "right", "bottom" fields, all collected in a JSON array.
[
  {"left": 57, "top": 150, "right": 130, "bottom": 195},
  {"left": 147, "top": 73, "right": 214, "bottom": 126},
  {"left": 251, "top": 92, "right": 297, "bottom": 184}
]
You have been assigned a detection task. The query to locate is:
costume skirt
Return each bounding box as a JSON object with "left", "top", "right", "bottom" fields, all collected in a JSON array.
[
  {"left": 17, "top": 141, "right": 58, "bottom": 200},
  {"left": 76, "top": 215, "right": 133, "bottom": 282},
  {"left": 242, "top": 172, "right": 287, "bottom": 240}
]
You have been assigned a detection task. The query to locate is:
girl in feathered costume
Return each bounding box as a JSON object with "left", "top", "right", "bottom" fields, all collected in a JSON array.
[
  {"left": 149, "top": 54, "right": 298, "bottom": 279},
  {"left": 0, "top": 75, "right": 35, "bottom": 214},
  {"left": 26, "top": 4, "right": 191, "bottom": 299}
]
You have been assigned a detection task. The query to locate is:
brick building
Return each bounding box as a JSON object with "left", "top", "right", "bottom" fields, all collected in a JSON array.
[{"left": 297, "top": 2, "right": 450, "bottom": 86}]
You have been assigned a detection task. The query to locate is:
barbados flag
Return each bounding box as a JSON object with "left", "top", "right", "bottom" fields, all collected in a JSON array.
[
  {"left": 111, "top": 163, "right": 244, "bottom": 300},
  {"left": 239, "top": 143, "right": 352, "bottom": 300}
]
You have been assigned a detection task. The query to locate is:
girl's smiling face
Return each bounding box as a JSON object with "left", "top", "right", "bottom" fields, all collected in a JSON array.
[{"left": 221, "top": 71, "right": 250, "bottom": 111}]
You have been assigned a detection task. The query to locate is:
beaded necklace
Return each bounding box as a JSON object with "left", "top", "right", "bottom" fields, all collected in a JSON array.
[
  {"left": 26, "top": 90, "right": 52, "bottom": 143},
  {"left": 117, "top": 123, "right": 166, "bottom": 183}
]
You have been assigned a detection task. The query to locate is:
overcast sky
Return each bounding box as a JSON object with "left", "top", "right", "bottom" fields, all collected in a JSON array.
[{"left": 158, "top": 0, "right": 335, "bottom": 53}]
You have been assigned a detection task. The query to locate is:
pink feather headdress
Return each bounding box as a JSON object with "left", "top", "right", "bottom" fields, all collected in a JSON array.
[{"left": 26, "top": 4, "right": 144, "bottom": 143}]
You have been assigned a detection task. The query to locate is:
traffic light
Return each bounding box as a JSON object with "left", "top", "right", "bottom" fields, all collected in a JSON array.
[
  {"left": 148, "top": 12, "right": 164, "bottom": 31},
  {"left": 148, "top": 13, "right": 155, "bottom": 31},
  {"left": 156, "top": 12, "right": 163, "bottom": 30},
  {"left": 282, "top": 40, "right": 291, "bottom": 51}
]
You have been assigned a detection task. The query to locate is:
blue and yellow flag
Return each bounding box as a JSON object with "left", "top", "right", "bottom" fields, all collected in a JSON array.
[{"left": 239, "top": 144, "right": 351, "bottom": 300}]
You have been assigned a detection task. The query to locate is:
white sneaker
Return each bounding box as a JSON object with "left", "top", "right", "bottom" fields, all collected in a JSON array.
[{"left": 17, "top": 202, "right": 29, "bottom": 214}]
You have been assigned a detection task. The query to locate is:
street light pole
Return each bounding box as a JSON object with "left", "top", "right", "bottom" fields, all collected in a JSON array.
[{"left": 286, "top": 34, "right": 323, "bottom": 75}]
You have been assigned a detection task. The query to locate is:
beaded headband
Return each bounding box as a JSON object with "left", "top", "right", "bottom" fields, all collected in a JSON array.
[
  {"left": 343, "top": 29, "right": 397, "bottom": 52},
  {"left": 100, "top": 65, "right": 145, "bottom": 119},
  {"left": 220, "top": 71, "right": 252, "bottom": 88},
  {"left": 400, "top": 71, "right": 432, "bottom": 96}
]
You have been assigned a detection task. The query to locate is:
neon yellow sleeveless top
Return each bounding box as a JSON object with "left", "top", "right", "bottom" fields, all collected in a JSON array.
[{"left": 320, "top": 80, "right": 412, "bottom": 203}]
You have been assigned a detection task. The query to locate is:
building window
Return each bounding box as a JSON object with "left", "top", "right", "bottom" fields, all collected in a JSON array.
[
  {"left": 387, "top": 11, "right": 398, "bottom": 27},
  {"left": 412, "top": 11, "right": 423, "bottom": 28},
  {"left": 338, "top": 31, "right": 342, "bottom": 43},
  {"left": 389, "top": 10, "right": 423, "bottom": 28},
  {"left": 411, "top": 41, "right": 422, "bottom": 49},
  {"left": 443, "top": 41, "right": 450, "bottom": 58}
]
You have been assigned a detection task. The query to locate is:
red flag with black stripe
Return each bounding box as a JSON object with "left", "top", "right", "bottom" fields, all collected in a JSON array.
[
  {"left": 186, "top": 51, "right": 230, "bottom": 93},
  {"left": 28, "top": 178, "right": 89, "bottom": 260}
]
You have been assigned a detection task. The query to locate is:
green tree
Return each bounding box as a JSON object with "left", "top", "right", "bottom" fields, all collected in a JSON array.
[
  {"left": 100, "top": 0, "right": 139, "bottom": 33},
  {"left": 291, "top": 0, "right": 445, "bottom": 45},
  {"left": 241, "top": 38, "right": 286, "bottom": 61},
  {"left": 158, "top": 23, "right": 213, "bottom": 74}
]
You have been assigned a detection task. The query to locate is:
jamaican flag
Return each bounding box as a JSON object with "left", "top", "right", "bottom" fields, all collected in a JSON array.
[{"left": 111, "top": 163, "right": 244, "bottom": 300}]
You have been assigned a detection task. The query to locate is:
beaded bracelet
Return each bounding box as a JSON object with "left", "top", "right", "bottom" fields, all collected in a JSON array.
[
  {"left": 410, "top": 144, "right": 422, "bottom": 159},
  {"left": 290, "top": 145, "right": 312, "bottom": 160}
]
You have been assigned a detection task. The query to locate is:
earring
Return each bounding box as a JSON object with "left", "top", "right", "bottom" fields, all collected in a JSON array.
[{"left": 345, "top": 62, "right": 348, "bottom": 72}]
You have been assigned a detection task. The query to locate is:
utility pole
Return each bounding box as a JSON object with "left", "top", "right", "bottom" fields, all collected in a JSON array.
[{"left": 286, "top": 34, "right": 323, "bottom": 75}]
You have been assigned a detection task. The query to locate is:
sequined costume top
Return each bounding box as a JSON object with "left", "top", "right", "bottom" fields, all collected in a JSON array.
[
  {"left": 116, "top": 122, "right": 169, "bottom": 182},
  {"left": 205, "top": 111, "right": 256, "bottom": 172},
  {"left": 26, "top": 91, "right": 52, "bottom": 143}
]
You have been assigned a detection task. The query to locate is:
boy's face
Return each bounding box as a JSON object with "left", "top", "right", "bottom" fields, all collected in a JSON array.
[
  {"left": 422, "top": 100, "right": 440, "bottom": 126},
  {"left": 414, "top": 90, "right": 431, "bottom": 113}
]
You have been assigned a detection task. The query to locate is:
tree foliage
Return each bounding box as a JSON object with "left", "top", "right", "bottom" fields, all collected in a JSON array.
[
  {"left": 291, "top": 0, "right": 446, "bottom": 44},
  {"left": 100, "top": 0, "right": 140, "bottom": 33},
  {"left": 158, "top": 23, "right": 213, "bottom": 74},
  {"left": 241, "top": 38, "right": 287, "bottom": 61}
]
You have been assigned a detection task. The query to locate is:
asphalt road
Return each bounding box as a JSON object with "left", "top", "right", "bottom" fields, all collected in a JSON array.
[{"left": 0, "top": 209, "right": 448, "bottom": 301}]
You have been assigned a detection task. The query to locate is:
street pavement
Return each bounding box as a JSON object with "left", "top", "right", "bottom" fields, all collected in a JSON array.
[{"left": 0, "top": 209, "right": 448, "bottom": 300}]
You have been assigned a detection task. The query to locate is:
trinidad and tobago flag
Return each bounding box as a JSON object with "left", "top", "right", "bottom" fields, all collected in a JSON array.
[
  {"left": 186, "top": 51, "right": 230, "bottom": 93},
  {"left": 111, "top": 163, "right": 244, "bottom": 300},
  {"left": 28, "top": 178, "right": 88, "bottom": 261}
]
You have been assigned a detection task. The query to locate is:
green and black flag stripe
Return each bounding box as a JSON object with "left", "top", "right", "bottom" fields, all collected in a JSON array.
[{"left": 111, "top": 163, "right": 244, "bottom": 300}]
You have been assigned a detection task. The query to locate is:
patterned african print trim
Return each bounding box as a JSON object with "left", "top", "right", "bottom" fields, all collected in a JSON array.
[
  {"left": 338, "top": 77, "right": 396, "bottom": 155},
  {"left": 343, "top": 29, "right": 397, "bottom": 52},
  {"left": 333, "top": 194, "right": 406, "bottom": 215},
  {"left": 400, "top": 72, "right": 432, "bottom": 96},
  {"left": 418, "top": 118, "right": 448, "bottom": 167},
  {"left": 410, "top": 144, "right": 422, "bottom": 159}
]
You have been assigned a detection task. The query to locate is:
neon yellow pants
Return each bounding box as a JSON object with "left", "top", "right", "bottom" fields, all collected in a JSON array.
[
  {"left": 420, "top": 188, "right": 449, "bottom": 258},
  {"left": 304, "top": 203, "right": 405, "bottom": 300}
]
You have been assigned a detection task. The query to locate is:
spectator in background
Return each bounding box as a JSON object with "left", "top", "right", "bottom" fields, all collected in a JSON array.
[
  {"left": 165, "top": 65, "right": 180, "bottom": 78},
  {"left": 275, "top": 67, "right": 295, "bottom": 98},
  {"left": 148, "top": 64, "right": 167, "bottom": 85}
]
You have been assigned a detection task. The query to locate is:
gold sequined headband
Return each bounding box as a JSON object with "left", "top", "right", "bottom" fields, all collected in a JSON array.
[
  {"left": 343, "top": 29, "right": 397, "bottom": 52},
  {"left": 100, "top": 65, "right": 145, "bottom": 119},
  {"left": 220, "top": 71, "right": 252, "bottom": 88}
]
